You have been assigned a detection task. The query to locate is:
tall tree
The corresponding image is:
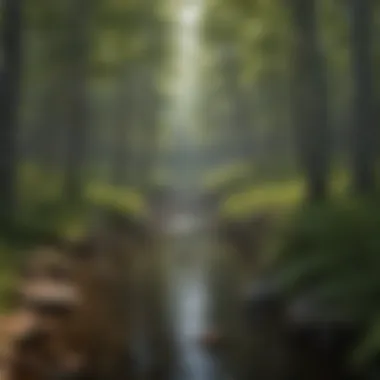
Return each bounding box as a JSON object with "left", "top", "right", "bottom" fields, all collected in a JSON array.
[
  {"left": 349, "top": 0, "right": 376, "bottom": 194},
  {"left": 290, "top": 0, "right": 330, "bottom": 201},
  {"left": 220, "top": 43, "right": 249, "bottom": 160},
  {"left": 63, "top": 0, "right": 91, "bottom": 201},
  {"left": 137, "top": 9, "right": 163, "bottom": 192},
  {"left": 112, "top": 67, "right": 137, "bottom": 187},
  {"left": 0, "top": 0, "right": 23, "bottom": 218},
  {"left": 35, "top": 79, "right": 65, "bottom": 172},
  {"left": 23, "top": 2, "right": 72, "bottom": 177}
]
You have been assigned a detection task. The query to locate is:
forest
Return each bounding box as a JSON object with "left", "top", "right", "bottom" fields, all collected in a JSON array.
[{"left": 0, "top": 0, "right": 380, "bottom": 379}]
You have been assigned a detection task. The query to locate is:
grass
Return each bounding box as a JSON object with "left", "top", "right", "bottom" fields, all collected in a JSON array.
[
  {"left": 219, "top": 169, "right": 350, "bottom": 218},
  {"left": 87, "top": 182, "right": 146, "bottom": 217},
  {"left": 202, "top": 162, "right": 253, "bottom": 191},
  {"left": 221, "top": 178, "right": 304, "bottom": 218},
  {"left": 18, "top": 164, "right": 146, "bottom": 217}
]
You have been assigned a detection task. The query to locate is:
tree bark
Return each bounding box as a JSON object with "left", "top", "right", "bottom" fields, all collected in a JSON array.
[
  {"left": 141, "top": 72, "right": 160, "bottom": 190},
  {"left": 138, "top": 21, "right": 161, "bottom": 193},
  {"left": 35, "top": 80, "right": 64, "bottom": 172},
  {"left": 349, "top": 0, "right": 376, "bottom": 194},
  {"left": 112, "top": 69, "right": 137, "bottom": 187},
  {"left": 0, "top": 0, "right": 23, "bottom": 219},
  {"left": 290, "top": 0, "right": 330, "bottom": 202},
  {"left": 63, "top": 0, "right": 90, "bottom": 201}
]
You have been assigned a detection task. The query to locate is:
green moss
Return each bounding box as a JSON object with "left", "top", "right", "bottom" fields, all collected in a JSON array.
[
  {"left": 220, "top": 169, "right": 349, "bottom": 218},
  {"left": 203, "top": 162, "right": 253, "bottom": 190},
  {"left": 86, "top": 182, "right": 146, "bottom": 217}
]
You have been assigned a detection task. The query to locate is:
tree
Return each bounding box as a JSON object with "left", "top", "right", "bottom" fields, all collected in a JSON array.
[
  {"left": 23, "top": 1, "right": 74, "bottom": 176},
  {"left": 63, "top": 0, "right": 91, "bottom": 201},
  {"left": 349, "top": 0, "right": 376, "bottom": 194},
  {"left": 0, "top": 0, "right": 23, "bottom": 219},
  {"left": 290, "top": 0, "right": 330, "bottom": 201},
  {"left": 138, "top": 11, "right": 163, "bottom": 192},
  {"left": 111, "top": 66, "right": 137, "bottom": 187},
  {"left": 34, "top": 79, "right": 65, "bottom": 172},
  {"left": 219, "top": 44, "right": 249, "bottom": 160}
]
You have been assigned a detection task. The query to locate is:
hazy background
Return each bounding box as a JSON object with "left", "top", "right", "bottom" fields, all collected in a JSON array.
[{"left": 0, "top": 0, "right": 380, "bottom": 372}]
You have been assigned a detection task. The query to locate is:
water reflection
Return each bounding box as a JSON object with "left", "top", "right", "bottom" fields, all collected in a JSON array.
[{"left": 165, "top": 205, "right": 223, "bottom": 380}]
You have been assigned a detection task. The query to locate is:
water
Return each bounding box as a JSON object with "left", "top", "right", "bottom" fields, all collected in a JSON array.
[
  {"left": 161, "top": 0, "right": 224, "bottom": 377},
  {"left": 164, "top": 206, "right": 223, "bottom": 380}
]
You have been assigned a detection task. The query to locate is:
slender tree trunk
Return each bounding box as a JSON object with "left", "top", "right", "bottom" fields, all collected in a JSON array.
[
  {"left": 221, "top": 44, "right": 243, "bottom": 160},
  {"left": 138, "top": 16, "right": 162, "bottom": 192},
  {"left": 140, "top": 12, "right": 165, "bottom": 193},
  {"left": 349, "top": 0, "right": 376, "bottom": 194},
  {"left": 139, "top": 66, "right": 159, "bottom": 191},
  {"left": 291, "top": 0, "right": 330, "bottom": 202},
  {"left": 235, "top": 88, "right": 252, "bottom": 160},
  {"left": 34, "top": 28, "right": 68, "bottom": 174},
  {"left": 112, "top": 71, "right": 136, "bottom": 187},
  {"left": 63, "top": 0, "right": 90, "bottom": 201},
  {"left": 112, "top": 98, "right": 129, "bottom": 188},
  {"left": 35, "top": 81, "right": 62, "bottom": 172},
  {"left": 0, "top": 0, "right": 23, "bottom": 219}
]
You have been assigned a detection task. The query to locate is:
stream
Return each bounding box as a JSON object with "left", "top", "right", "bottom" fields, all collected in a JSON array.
[{"left": 161, "top": 202, "right": 228, "bottom": 380}]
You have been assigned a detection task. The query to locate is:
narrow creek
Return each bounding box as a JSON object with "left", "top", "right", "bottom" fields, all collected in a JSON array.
[
  {"left": 158, "top": 0, "right": 226, "bottom": 377},
  {"left": 163, "top": 202, "right": 225, "bottom": 380}
]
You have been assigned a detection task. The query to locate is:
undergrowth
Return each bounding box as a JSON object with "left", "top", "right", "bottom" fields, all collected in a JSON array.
[
  {"left": 0, "top": 166, "right": 148, "bottom": 311},
  {"left": 273, "top": 197, "right": 380, "bottom": 367}
]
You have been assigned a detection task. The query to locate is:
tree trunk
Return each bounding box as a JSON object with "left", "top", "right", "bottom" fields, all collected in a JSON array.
[
  {"left": 290, "top": 0, "right": 330, "bottom": 202},
  {"left": 0, "top": 0, "right": 23, "bottom": 219},
  {"left": 63, "top": 0, "right": 90, "bottom": 201},
  {"left": 34, "top": 27, "right": 69, "bottom": 174},
  {"left": 137, "top": 63, "right": 160, "bottom": 192},
  {"left": 220, "top": 44, "right": 244, "bottom": 160},
  {"left": 35, "top": 81, "right": 63, "bottom": 172},
  {"left": 349, "top": 0, "right": 376, "bottom": 194},
  {"left": 112, "top": 71, "right": 136, "bottom": 187},
  {"left": 138, "top": 13, "right": 164, "bottom": 193}
]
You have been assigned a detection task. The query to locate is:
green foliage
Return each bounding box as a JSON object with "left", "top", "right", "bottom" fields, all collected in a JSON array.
[
  {"left": 222, "top": 178, "right": 304, "bottom": 218},
  {"left": 0, "top": 165, "right": 148, "bottom": 310},
  {"left": 275, "top": 198, "right": 380, "bottom": 365},
  {"left": 203, "top": 162, "right": 252, "bottom": 190},
  {"left": 87, "top": 183, "right": 146, "bottom": 217}
]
